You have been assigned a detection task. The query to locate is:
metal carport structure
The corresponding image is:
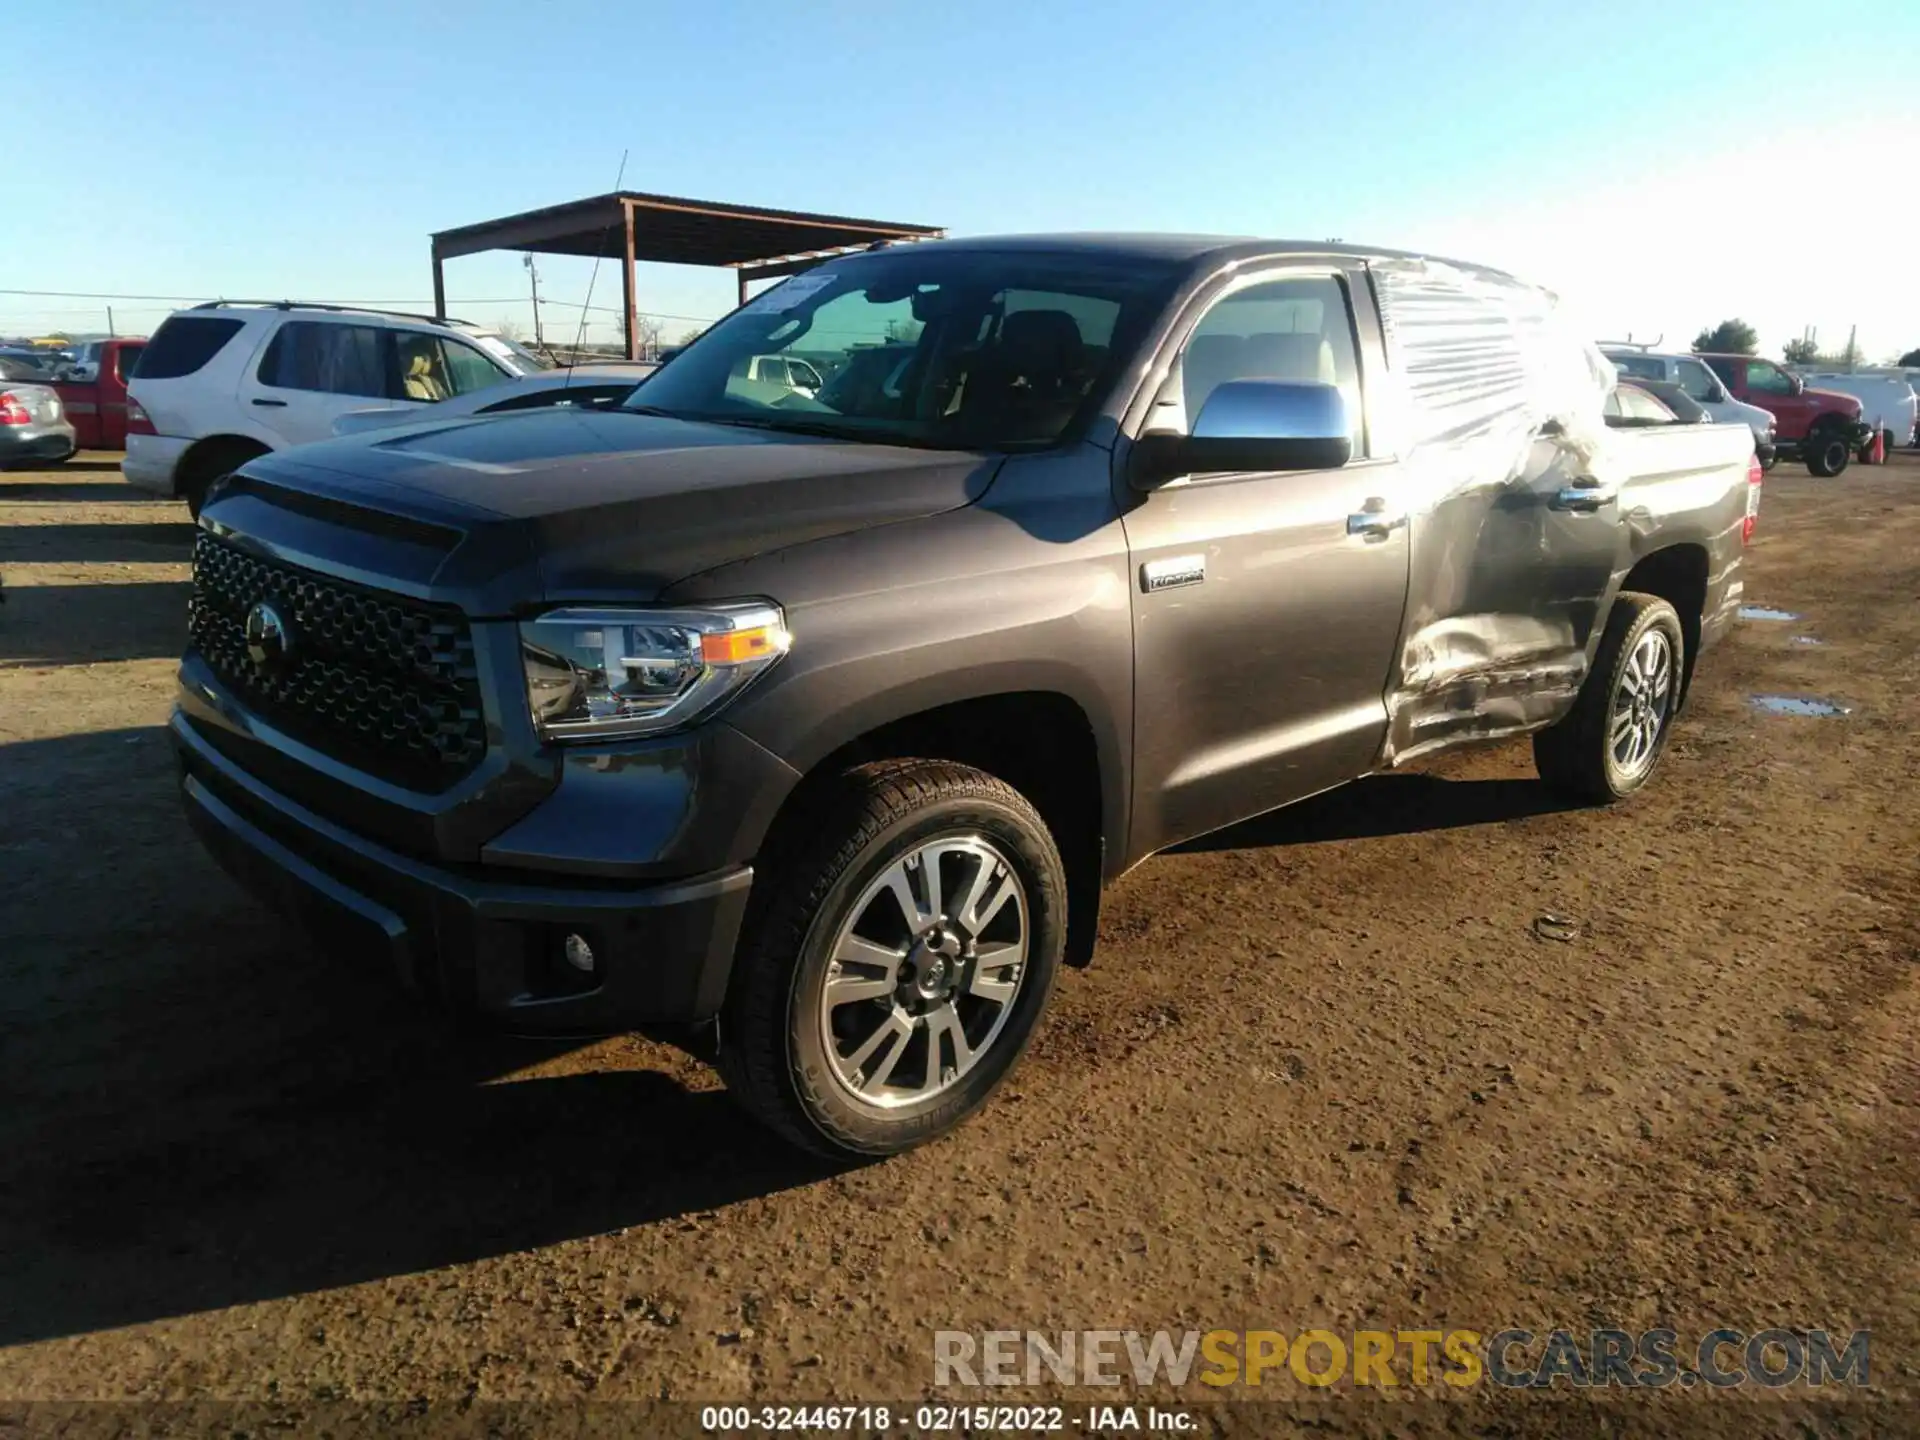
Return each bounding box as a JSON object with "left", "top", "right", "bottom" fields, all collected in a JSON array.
[{"left": 430, "top": 191, "right": 945, "bottom": 360}]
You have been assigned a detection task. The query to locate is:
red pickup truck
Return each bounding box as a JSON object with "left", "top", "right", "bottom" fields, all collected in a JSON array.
[
  {"left": 1699, "top": 353, "right": 1871, "bottom": 477},
  {"left": 52, "top": 338, "right": 146, "bottom": 450}
]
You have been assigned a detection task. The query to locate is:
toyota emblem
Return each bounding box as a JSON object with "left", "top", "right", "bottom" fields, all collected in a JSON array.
[{"left": 244, "top": 600, "right": 293, "bottom": 668}]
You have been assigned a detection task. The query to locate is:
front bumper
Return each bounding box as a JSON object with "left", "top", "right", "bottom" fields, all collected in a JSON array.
[
  {"left": 0, "top": 421, "right": 77, "bottom": 463},
  {"left": 173, "top": 709, "right": 754, "bottom": 1034}
]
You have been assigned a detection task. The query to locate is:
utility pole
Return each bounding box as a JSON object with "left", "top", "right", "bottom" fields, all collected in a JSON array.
[
  {"left": 524, "top": 253, "right": 545, "bottom": 350},
  {"left": 106, "top": 306, "right": 116, "bottom": 338}
]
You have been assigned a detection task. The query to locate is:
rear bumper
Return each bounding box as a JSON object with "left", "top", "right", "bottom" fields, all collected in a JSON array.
[
  {"left": 173, "top": 708, "right": 754, "bottom": 1034},
  {"left": 0, "top": 422, "right": 77, "bottom": 463},
  {"left": 122, "top": 433, "right": 191, "bottom": 494}
]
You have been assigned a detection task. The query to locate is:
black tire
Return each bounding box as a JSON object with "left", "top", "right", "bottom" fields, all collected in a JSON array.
[
  {"left": 718, "top": 759, "right": 1067, "bottom": 1159},
  {"left": 179, "top": 438, "right": 269, "bottom": 519},
  {"left": 1534, "top": 592, "right": 1685, "bottom": 804},
  {"left": 1758, "top": 453, "right": 1777, "bottom": 474},
  {"left": 1805, "top": 428, "right": 1851, "bottom": 478}
]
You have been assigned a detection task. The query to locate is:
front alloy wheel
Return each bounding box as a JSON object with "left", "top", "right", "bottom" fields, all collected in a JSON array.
[
  {"left": 719, "top": 759, "right": 1066, "bottom": 1158},
  {"left": 819, "top": 836, "right": 1028, "bottom": 1108}
]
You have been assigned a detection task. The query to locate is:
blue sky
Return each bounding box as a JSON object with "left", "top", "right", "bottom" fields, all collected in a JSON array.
[{"left": 10, "top": 0, "right": 1918, "bottom": 358}]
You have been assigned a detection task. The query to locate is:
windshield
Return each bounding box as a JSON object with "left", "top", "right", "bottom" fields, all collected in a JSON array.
[
  {"left": 474, "top": 333, "right": 553, "bottom": 375},
  {"left": 623, "top": 249, "right": 1182, "bottom": 450}
]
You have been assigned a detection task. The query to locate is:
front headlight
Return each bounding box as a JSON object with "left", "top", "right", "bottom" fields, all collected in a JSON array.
[{"left": 519, "top": 603, "right": 789, "bottom": 742}]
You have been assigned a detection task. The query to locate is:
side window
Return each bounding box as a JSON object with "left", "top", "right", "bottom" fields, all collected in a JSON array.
[
  {"left": 114, "top": 345, "right": 144, "bottom": 384},
  {"left": 134, "top": 316, "right": 245, "bottom": 380},
  {"left": 257, "top": 322, "right": 387, "bottom": 398},
  {"left": 1609, "top": 354, "right": 1662, "bottom": 381},
  {"left": 1602, "top": 390, "right": 1624, "bottom": 418},
  {"left": 1745, "top": 360, "right": 1793, "bottom": 396},
  {"left": 1675, "top": 359, "right": 1718, "bottom": 401},
  {"left": 1180, "top": 274, "right": 1363, "bottom": 453},
  {"left": 393, "top": 332, "right": 451, "bottom": 402},
  {"left": 1703, "top": 356, "right": 1740, "bottom": 386},
  {"left": 441, "top": 338, "right": 508, "bottom": 397}
]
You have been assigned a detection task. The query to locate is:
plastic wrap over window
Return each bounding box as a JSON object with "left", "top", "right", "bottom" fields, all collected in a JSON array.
[{"left": 1372, "top": 258, "right": 1615, "bottom": 474}]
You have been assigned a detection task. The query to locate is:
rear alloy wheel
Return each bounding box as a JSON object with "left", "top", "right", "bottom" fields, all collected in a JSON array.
[
  {"left": 719, "top": 760, "right": 1066, "bottom": 1158},
  {"left": 1805, "top": 430, "right": 1852, "bottom": 478},
  {"left": 1534, "top": 592, "right": 1685, "bottom": 803}
]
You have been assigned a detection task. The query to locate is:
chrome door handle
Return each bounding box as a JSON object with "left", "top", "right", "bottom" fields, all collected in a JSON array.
[
  {"left": 1552, "top": 482, "right": 1615, "bottom": 512},
  {"left": 1347, "top": 498, "right": 1405, "bottom": 539}
]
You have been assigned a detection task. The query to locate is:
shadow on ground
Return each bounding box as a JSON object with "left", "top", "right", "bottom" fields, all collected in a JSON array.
[
  {"left": 0, "top": 727, "right": 834, "bottom": 1345},
  {"left": 0, "top": 478, "right": 172, "bottom": 503},
  {"left": 0, "top": 520, "right": 197, "bottom": 563},
  {"left": 0, "top": 579, "right": 189, "bottom": 664},
  {"left": 1173, "top": 770, "right": 1583, "bottom": 853}
]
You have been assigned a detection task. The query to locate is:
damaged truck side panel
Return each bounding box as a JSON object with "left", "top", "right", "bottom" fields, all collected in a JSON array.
[{"left": 1362, "top": 259, "right": 1743, "bottom": 767}]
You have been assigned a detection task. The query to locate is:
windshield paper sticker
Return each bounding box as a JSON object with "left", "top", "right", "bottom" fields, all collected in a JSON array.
[{"left": 741, "top": 273, "right": 837, "bottom": 315}]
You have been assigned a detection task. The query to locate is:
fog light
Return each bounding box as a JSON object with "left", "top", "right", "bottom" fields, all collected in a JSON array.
[{"left": 562, "top": 932, "right": 596, "bottom": 974}]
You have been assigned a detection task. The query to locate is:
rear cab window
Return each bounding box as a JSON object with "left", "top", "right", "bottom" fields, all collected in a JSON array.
[{"left": 134, "top": 316, "right": 246, "bottom": 380}]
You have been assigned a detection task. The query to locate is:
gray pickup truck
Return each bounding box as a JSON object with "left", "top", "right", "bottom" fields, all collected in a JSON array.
[{"left": 173, "top": 235, "right": 1760, "bottom": 1157}]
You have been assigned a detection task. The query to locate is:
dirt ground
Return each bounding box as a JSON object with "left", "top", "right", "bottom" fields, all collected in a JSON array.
[{"left": 1, "top": 450, "right": 1916, "bottom": 1436}]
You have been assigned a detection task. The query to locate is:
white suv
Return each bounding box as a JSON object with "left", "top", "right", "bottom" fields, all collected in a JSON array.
[{"left": 123, "top": 302, "right": 549, "bottom": 514}]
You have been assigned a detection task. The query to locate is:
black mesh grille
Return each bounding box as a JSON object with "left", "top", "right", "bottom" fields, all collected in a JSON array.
[{"left": 186, "top": 531, "right": 485, "bottom": 790}]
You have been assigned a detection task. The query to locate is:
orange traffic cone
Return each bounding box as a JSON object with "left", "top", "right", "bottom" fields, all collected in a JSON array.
[{"left": 1868, "top": 418, "right": 1886, "bottom": 466}]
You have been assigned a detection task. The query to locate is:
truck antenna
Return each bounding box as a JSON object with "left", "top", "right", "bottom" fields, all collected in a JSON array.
[{"left": 562, "top": 149, "right": 630, "bottom": 393}]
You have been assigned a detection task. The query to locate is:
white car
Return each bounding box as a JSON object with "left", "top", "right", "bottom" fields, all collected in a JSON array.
[
  {"left": 331, "top": 362, "right": 656, "bottom": 437},
  {"left": 123, "top": 302, "right": 552, "bottom": 514},
  {"left": 1792, "top": 371, "right": 1918, "bottom": 451},
  {"left": 1601, "top": 347, "right": 1778, "bottom": 465}
]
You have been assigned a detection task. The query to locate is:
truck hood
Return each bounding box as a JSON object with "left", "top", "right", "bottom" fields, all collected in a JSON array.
[
  {"left": 1803, "top": 386, "right": 1864, "bottom": 416},
  {"left": 214, "top": 408, "right": 998, "bottom": 612}
]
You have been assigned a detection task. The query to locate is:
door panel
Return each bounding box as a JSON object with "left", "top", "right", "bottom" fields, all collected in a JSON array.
[
  {"left": 240, "top": 321, "right": 396, "bottom": 445},
  {"left": 1121, "top": 267, "right": 1409, "bottom": 857},
  {"left": 1124, "top": 462, "right": 1410, "bottom": 853}
]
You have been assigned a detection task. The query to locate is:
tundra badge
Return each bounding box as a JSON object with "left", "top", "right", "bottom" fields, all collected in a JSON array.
[{"left": 1142, "top": 555, "right": 1206, "bottom": 593}]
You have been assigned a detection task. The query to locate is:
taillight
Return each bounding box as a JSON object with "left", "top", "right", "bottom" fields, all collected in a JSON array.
[
  {"left": 1742, "top": 453, "right": 1763, "bottom": 544},
  {"left": 125, "top": 398, "right": 157, "bottom": 436},
  {"left": 0, "top": 392, "right": 30, "bottom": 426}
]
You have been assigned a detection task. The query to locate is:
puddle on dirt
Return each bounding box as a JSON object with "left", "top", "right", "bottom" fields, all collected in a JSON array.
[
  {"left": 1739, "top": 605, "right": 1801, "bottom": 622},
  {"left": 1750, "top": 695, "right": 1852, "bottom": 718}
]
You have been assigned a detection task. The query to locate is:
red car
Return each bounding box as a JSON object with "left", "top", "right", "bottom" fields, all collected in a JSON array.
[
  {"left": 1698, "top": 353, "right": 1871, "bottom": 477},
  {"left": 52, "top": 337, "right": 146, "bottom": 450}
]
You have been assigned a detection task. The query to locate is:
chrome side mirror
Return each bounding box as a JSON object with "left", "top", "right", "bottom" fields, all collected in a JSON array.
[{"left": 1131, "top": 380, "right": 1352, "bottom": 486}]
